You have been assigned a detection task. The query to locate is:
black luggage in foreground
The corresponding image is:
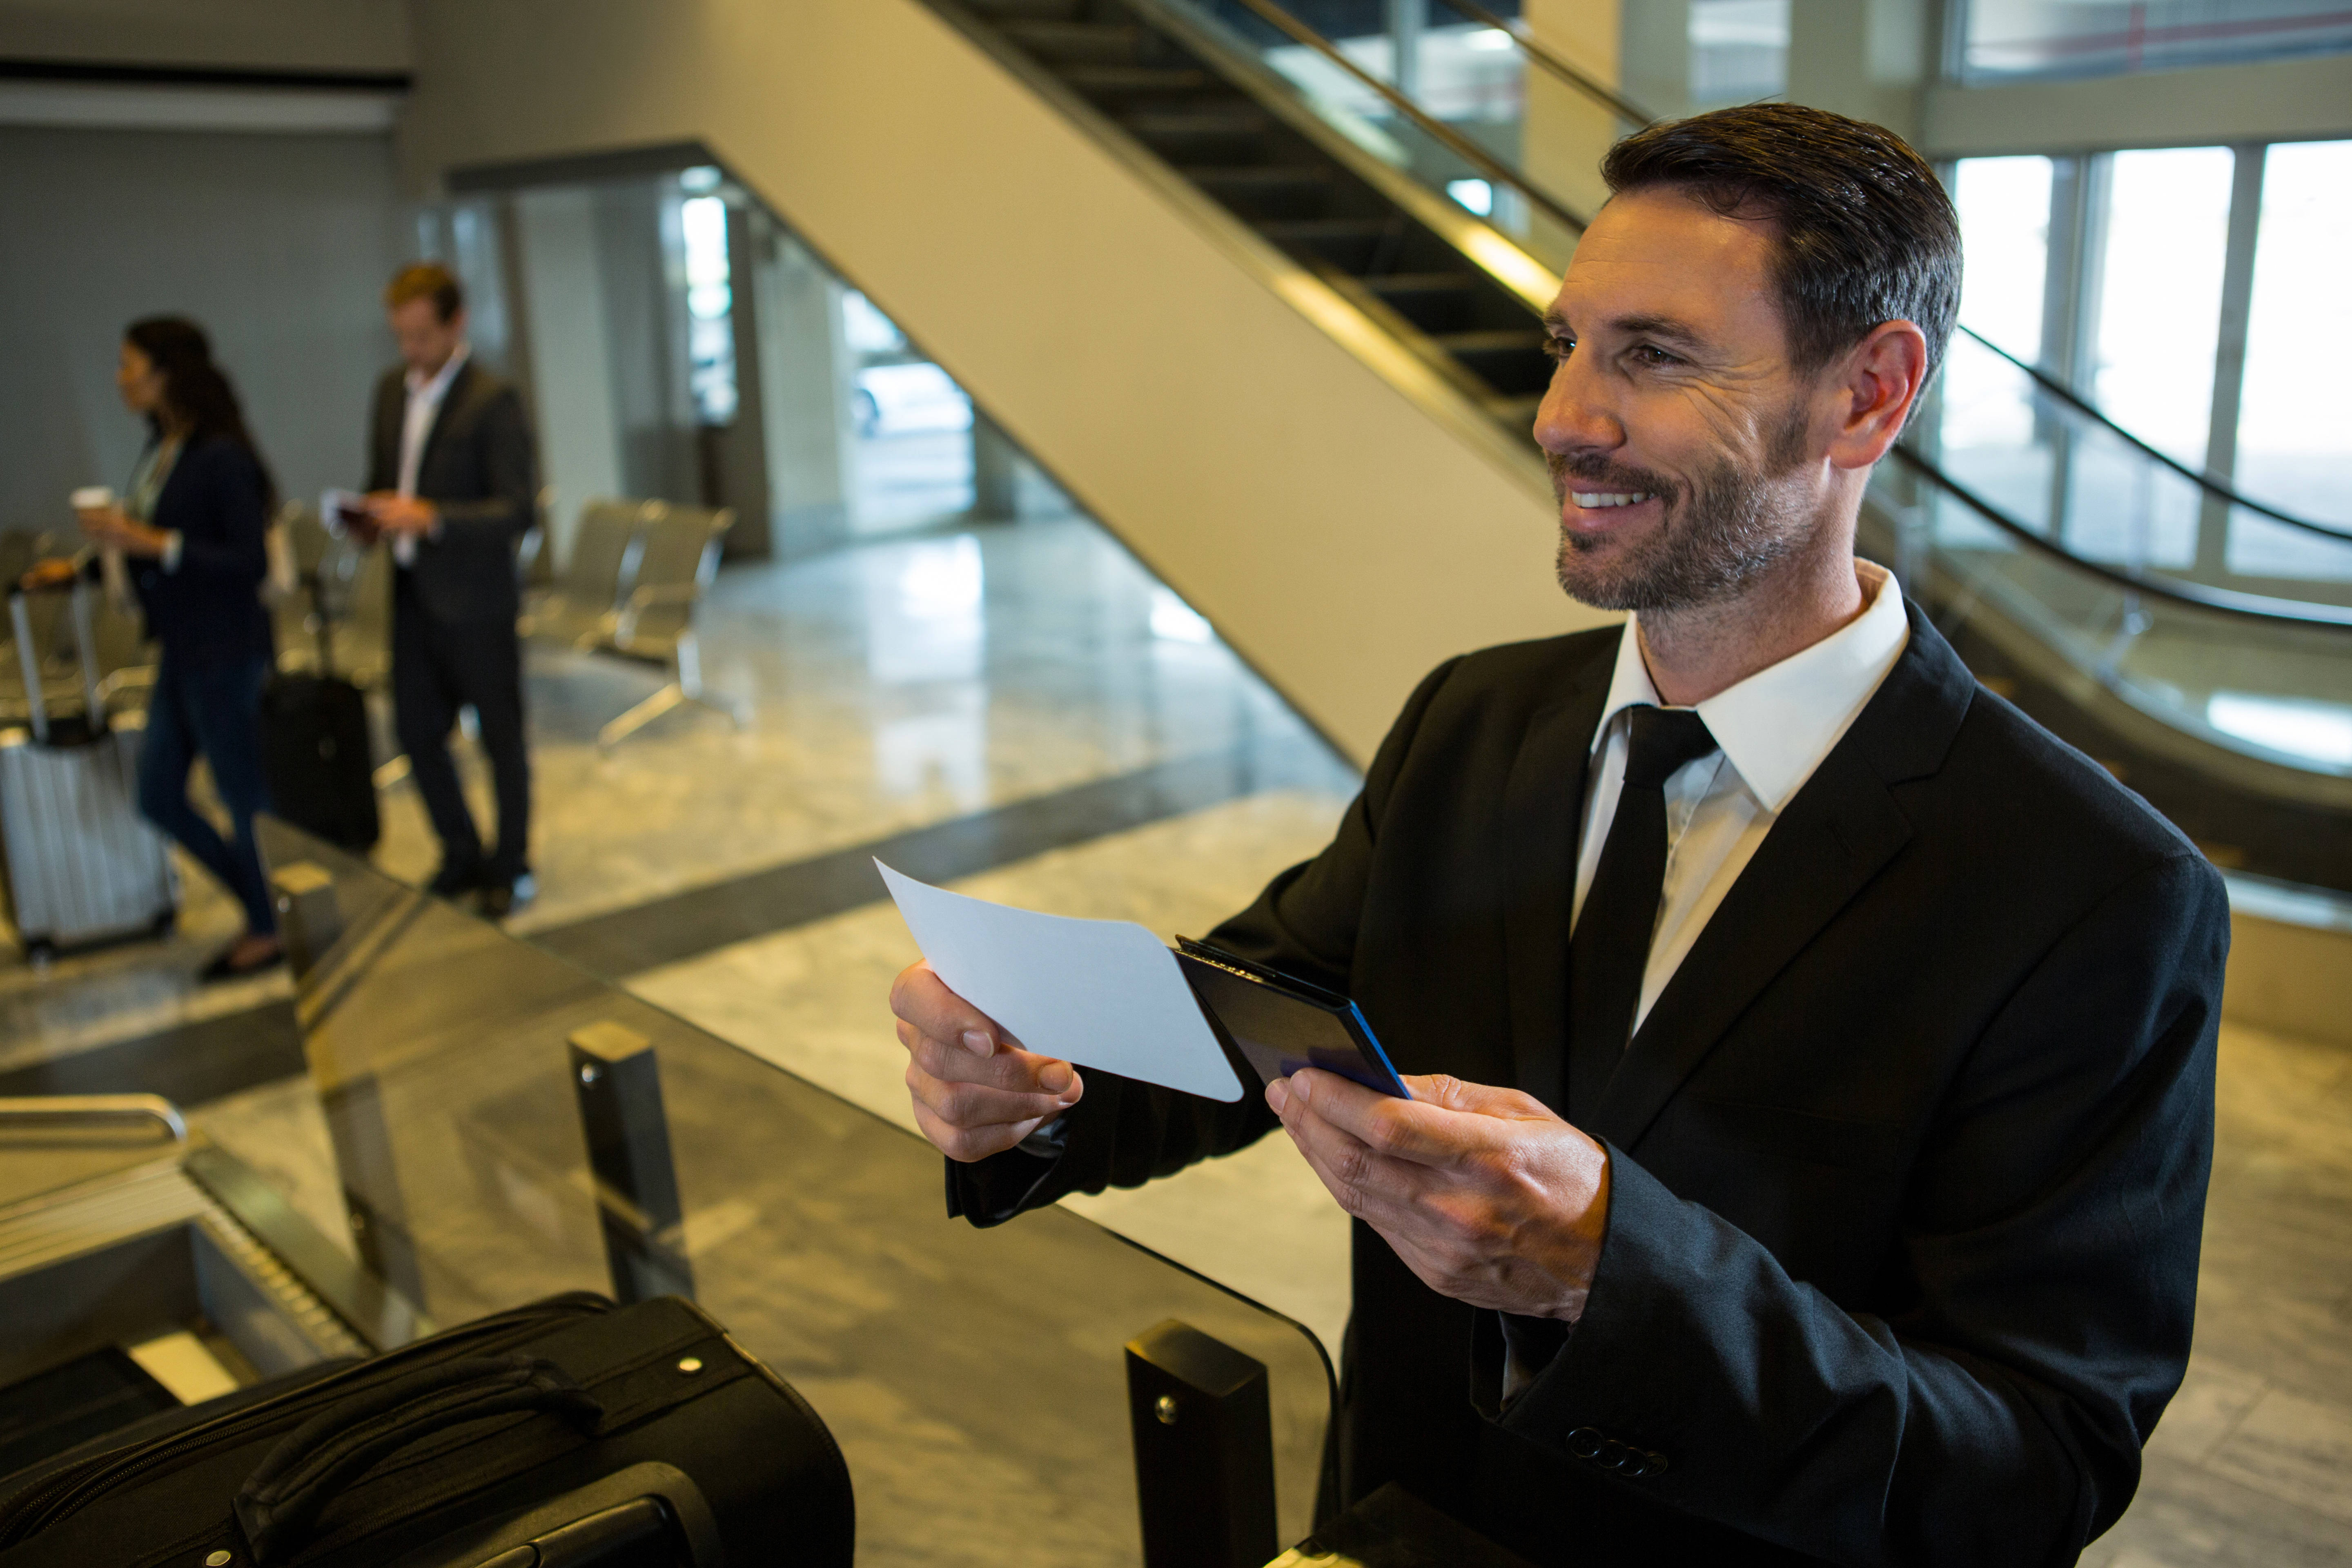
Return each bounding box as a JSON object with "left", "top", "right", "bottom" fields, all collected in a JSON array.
[
  {"left": 0, "top": 1293, "right": 852, "bottom": 1567},
  {"left": 259, "top": 670, "right": 380, "bottom": 851}
]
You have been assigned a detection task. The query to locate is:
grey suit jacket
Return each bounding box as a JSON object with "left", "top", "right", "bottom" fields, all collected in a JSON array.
[{"left": 367, "top": 359, "right": 539, "bottom": 625}]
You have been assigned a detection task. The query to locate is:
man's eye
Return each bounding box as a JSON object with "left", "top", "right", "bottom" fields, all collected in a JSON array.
[
  {"left": 1542, "top": 337, "right": 1573, "bottom": 361},
  {"left": 1631, "top": 344, "right": 1679, "bottom": 367}
]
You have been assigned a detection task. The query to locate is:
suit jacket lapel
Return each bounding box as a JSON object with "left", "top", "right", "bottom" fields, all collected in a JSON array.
[
  {"left": 1499, "top": 651, "right": 1613, "bottom": 1114},
  {"left": 1588, "top": 603, "right": 1978, "bottom": 1150}
]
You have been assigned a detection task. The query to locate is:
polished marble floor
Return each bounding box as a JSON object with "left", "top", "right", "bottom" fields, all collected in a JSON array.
[{"left": 1, "top": 507, "right": 2348, "bottom": 1562}]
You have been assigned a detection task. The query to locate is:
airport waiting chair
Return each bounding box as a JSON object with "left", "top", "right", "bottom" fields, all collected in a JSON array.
[
  {"left": 593, "top": 502, "right": 745, "bottom": 753},
  {"left": 521, "top": 499, "right": 650, "bottom": 651}
]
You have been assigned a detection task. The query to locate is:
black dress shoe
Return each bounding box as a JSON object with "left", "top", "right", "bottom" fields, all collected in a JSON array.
[
  {"left": 426, "top": 864, "right": 483, "bottom": 899},
  {"left": 477, "top": 872, "right": 536, "bottom": 921},
  {"left": 199, "top": 943, "right": 285, "bottom": 984}
]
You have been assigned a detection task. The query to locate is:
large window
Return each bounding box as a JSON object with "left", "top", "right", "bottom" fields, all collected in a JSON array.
[
  {"left": 2090, "top": 146, "right": 2233, "bottom": 470},
  {"left": 2234, "top": 139, "right": 2352, "bottom": 544},
  {"left": 1954, "top": 0, "right": 2352, "bottom": 84},
  {"left": 1945, "top": 140, "right": 2352, "bottom": 582}
]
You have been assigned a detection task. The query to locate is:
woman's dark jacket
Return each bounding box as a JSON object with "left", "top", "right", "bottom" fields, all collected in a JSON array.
[{"left": 132, "top": 434, "right": 274, "bottom": 666}]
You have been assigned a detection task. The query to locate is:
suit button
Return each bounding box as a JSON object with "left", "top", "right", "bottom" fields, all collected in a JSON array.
[
  {"left": 1594, "top": 1438, "right": 1628, "bottom": 1470},
  {"left": 1632, "top": 1449, "right": 1670, "bottom": 1479},
  {"left": 1566, "top": 1427, "right": 1606, "bottom": 1461}
]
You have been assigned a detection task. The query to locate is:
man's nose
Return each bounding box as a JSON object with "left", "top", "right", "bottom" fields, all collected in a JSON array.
[{"left": 1533, "top": 352, "right": 1621, "bottom": 457}]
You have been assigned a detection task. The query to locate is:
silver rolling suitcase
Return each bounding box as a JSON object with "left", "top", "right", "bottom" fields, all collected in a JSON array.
[{"left": 0, "top": 582, "right": 178, "bottom": 956}]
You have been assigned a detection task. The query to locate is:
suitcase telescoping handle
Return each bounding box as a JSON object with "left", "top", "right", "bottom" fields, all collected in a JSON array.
[
  {"left": 7, "top": 579, "right": 109, "bottom": 743},
  {"left": 8, "top": 589, "right": 46, "bottom": 743},
  {"left": 233, "top": 1353, "right": 604, "bottom": 1563}
]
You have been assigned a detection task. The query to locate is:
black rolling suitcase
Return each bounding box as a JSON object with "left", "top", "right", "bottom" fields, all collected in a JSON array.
[
  {"left": 260, "top": 672, "right": 379, "bottom": 851},
  {"left": 0, "top": 1293, "right": 853, "bottom": 1567},
  {"left": 260, "top": 570, "right": 380, "bottom": 851}
]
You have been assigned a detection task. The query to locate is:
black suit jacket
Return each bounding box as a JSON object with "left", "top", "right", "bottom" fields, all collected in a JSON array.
[
  {"left": 366, "top": 359, "right": 538, "bottom": 625},
  {"left": 952, "top": 604, "right": 2226, "bottom": 1567},
  {"left": 133, "top": 434, "right": 273, "bottom": 666}
]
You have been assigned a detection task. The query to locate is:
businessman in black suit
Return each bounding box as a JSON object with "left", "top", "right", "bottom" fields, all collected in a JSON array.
[
  {"left": 364, "top": 263, "right": 539, "bottom": 915},
  {"left": 892, "top": 105, "right": 2225, "bottom": 1565}
]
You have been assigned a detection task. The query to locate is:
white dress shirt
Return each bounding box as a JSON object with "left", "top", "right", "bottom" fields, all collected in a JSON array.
[
  {"left": 393, "top": 344, "right": 468, "bottom": 566},
  {"left": 1572, "top": 559, "right": 1910, "bottom": 1034}
]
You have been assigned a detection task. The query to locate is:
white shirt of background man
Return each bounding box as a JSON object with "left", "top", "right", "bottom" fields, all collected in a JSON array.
[
  {"left": 1572, "top": 558, "right": 1912, "bottom": 1034},
  {"left": 392, "top": 343, "right": 469, "bottom": 566}
]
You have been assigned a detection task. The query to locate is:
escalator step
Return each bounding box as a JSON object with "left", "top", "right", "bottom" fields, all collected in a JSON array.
[
  {"left": 1182, "top": 165, "right": 1335, "bottom": 189},
  {"left": 1432, "top": 329, "right": 1548, "bottom": 356},
  {"left": 1484, "top": 393, "right": 1546, "bottom": 427},
  {"left": 1056, "top": 64, "right": 1217, "bottom": 94},
  {"left": 1258, "top": 218, "right": 1392, "bottom": 240},
  {"left": 1120, "top": 108, "right": 1273, "bottom": 140},
  {"left": 997, "top": 20, "right": 1145, "bottom": 64},
  {"left": 963, "top": 0, "right": 1088, "bottom": 18},
  {"left": 1361, "top": 272, "right": 1481, "bottom": 298}
]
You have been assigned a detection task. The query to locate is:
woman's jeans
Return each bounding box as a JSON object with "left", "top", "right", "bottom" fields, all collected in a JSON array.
[{"left": 138, "top": 653, "right": 276, "bottom": 936}]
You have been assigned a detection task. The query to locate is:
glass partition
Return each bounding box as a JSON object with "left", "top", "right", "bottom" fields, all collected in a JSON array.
[
  {"left": 243, "top": 817, "right": 1336, "bottom": 1564},
  {"left": 1866, "top": 454, "right": 2352, "bottom": 777},
  {"left": 1925, "top": 329, "right": 2352, "bottom": 594}
]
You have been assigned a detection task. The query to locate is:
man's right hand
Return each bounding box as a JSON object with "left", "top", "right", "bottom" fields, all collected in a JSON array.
[{"left": 891, "top": 961, "right": 1083, "bottom": 1163}]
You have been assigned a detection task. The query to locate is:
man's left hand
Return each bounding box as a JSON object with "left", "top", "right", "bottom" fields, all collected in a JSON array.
[
  {"left": 365, "top": 492, "right": 438, "bottom": 535},
  {"left": 1267, "top": 1069, "right": 1611, "bottom": 1323}
]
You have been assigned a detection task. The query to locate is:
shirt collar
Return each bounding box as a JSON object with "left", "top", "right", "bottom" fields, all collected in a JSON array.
[
  {"left": 406, "top": 342, "right": 471, "bottom": 401},
  {"left": 1592, "top": 559, "right": 1910, "bottom": 813}
]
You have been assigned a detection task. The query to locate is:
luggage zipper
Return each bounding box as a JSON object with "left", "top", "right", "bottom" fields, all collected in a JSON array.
[{"left": 0, "top": 1294, "right": 612, "bottom": 1545}]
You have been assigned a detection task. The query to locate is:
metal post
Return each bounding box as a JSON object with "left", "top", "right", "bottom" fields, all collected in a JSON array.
[
  {"left": 1125, "top": 1319, "right": 1278, "bottom": 1568},
  {"left": 569, "top": 1020, "right": 694, "bottom": 1303},
  {"left": 2196, "top": 143, "right": 2267, "bottom": 582},
  {"left": 1388, "top": 0, "right": 1426, "bottom": 101},
  {"left": 271, "top": 861, "right": 343, "bottom": 980}
]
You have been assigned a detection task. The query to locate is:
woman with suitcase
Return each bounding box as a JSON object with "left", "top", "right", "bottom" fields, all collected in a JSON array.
[{"left": 60, "top": 317, "right": 283, "bottom": 980}]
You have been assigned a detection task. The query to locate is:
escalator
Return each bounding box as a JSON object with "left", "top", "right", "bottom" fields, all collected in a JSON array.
[
  {"left": 933, "top": 0, "right": 2352, "bottom": 892},
  {"left": 400, "top": 0, "right": 2347, "bottom": 886},
  {"left": 936, "top": 0, "right": 1565, "bottom": 431}
]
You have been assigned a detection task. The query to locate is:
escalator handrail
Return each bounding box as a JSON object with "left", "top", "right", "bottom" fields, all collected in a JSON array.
[
  {"left": 1431, "top": 0, "right": 1653, "bottom": 128},
  {"left": 1410, "top": 0, "right": 2352, "bottom": 546},
  {"left": 1210, "top": 0, "right": 1594, "bottom": 236},
  {"left": 1947, "top": 330, "right": 2352, "bottom": 543},
  {"left": 1886, "top": 443, "right": 2352, "bottom": 629}
]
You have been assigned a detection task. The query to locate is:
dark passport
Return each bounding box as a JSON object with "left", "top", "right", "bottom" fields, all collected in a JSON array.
[{"left": 1174, "top": 938, "right": 1412, "bottom": 1098}]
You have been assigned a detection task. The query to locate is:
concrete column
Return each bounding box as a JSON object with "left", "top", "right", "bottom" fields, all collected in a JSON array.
[
  {"left": 971, "top": 410, "right": 1020, "bottom": 520},
  {"left": 1619, "top": 0, "right": 1694, "bottom": 121},
  {"left": 1388, "top": 0, "right": 1427, "bottom": 99},
  {"left": 512, "top": 186, "right": 625, "bottom": 570},
  {"left": 1519, "top": 0, "right": 1628, "bottom": 235},
  {"left": 595, "top": 180, "right": 699, "bottom": 507},
  {"left": 1785, "top": 0, "right": 1931, "bottom": 141},
  {"left": 750, "top": 225, "right": 859, "bottom": 558},
  {"left": 712, "top": 204, "right": 773, "bottom": 559}
]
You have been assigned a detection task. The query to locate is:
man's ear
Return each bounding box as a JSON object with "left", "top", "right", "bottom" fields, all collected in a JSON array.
[{"left": 1825, "top": 320, "right": 1930, "bottom": 472}]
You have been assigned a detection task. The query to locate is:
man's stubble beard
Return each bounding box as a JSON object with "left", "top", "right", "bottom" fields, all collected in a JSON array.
[{"left": 1551, "top": 401, "right": 1814, "bottom": 614}]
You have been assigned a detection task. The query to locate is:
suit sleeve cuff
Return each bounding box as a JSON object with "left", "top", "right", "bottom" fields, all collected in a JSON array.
[{"left": 944, "top": 1143, "right": 1066, "bottom": 1228}]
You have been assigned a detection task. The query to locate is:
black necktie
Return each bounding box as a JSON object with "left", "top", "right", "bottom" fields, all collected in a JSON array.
[{"left": 1566, "top": 706, "right": 1717, "bottom": 1116}]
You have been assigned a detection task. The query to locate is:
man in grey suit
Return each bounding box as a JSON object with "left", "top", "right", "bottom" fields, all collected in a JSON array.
[{"left": 363, "top": 263, "right": 539, "bottom": 915}]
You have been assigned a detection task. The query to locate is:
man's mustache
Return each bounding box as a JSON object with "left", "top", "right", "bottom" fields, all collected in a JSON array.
[{"left": 1546, "top": 450, "right": 1675, "bottom": 504}]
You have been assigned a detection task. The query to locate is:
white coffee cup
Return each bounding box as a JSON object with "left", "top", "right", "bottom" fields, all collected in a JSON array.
[{"left": 70, "top": 486, "right": 115, "bottom": 512}]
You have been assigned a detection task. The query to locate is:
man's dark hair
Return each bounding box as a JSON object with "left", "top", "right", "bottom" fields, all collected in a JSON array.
[
  {"left": 385, "top": 261, "right": 464, "bottom": 323},
  {"left": 1601, "top": 103, "right": 1961, "bottom": 392}
]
